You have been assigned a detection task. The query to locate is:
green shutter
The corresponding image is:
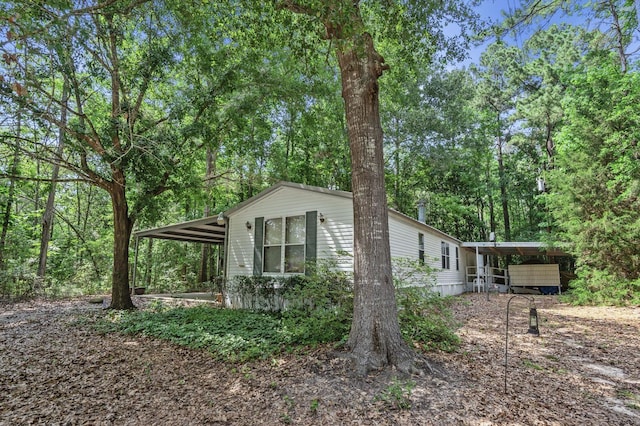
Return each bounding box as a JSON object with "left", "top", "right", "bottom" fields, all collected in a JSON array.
[
  {"left": 253, "top": 217, "right": 264, "bottom": 276},
  {"left": 305, "top": 211, "right": 317, "bottom": 275}
]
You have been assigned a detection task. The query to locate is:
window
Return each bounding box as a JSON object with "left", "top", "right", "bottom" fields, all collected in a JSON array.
[
  {"left": 455, "top": 247, "right": 459, "bottom": 271},
  {"left": 441, "top": 241, "right": 450, "bottom": 270},
  {"left": 418, "top": 233, "right": 425, "bottom": 265},
  {"left": 263, "top": 215, "right": 305, "bottom": 274}
]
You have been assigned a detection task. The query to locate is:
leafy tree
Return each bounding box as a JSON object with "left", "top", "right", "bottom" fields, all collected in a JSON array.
[
  {"left": 472, "top": 41, "right": 522, "bottom": 243},
  {"left": 547, "top": 54, "right": 640, "bottom": 304},
  {"left": 0, "top": 1, "right": 223, "bottom": 307},
  {"left": 278, "top": 0, "right": 479, "bottom": 374}
]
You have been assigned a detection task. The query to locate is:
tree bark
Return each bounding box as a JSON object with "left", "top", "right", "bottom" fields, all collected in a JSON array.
[
  {"left": 36, "top": 81, "right": 70, "bottom": 285},
  {"left": 0, "top": 148, "right": 20, "bottom": 271},
  {"left": 496, "top": 136, "right": 511, "bottom": 241},
  {"left": 109, "top": 171, "right": 135, "bottom": 310},
  {"left": 0, "top": 114, "right": 21, "bottom": 271},
  {"left": 334, "top": 18, "right": 414, "bottom": 375}
]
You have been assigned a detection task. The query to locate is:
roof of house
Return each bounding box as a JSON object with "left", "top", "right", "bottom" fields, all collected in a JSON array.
[
  {"left": 133, "top": 181, "right": 569, "bottom": 257},
  {"left": 133, "top": 181, "right": 460, "bottom": 244}
]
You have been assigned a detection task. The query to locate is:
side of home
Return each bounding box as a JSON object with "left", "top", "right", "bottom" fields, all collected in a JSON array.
[{"left": 223, "top": 182, "right": 466, "bottom": 298}]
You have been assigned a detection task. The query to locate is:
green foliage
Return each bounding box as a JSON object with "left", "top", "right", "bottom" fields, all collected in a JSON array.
[
  {"left": 96, "top": 257, "right": 462, "bottom": 364},
  {"left": 98, "top": 305, "right": 291, "bottom": 362},
  {"left": 561, "top": 268, "right": 640, "bottom": 306},
  {"left": 548, "top": 55, "right": 640, "bottom": 305},
  {"left": 0, "top": 267, "right": 35, "bottom": 300},
  {"left": 99, "top": 260, "right": 354, "bottom": 361},
  {"left": 226, "top": 258, "right": 460, "bottom": 353},
  {"left": 374, "top": 378, "right": 416, "bottom": 410},
  {"left": 396, "top": 286, "right": 460, "bottom": 352},
  {"left": 392, "top": 258, "right": 460, "bottom": 352},
  {"left": 228, "top": 260, "right": 354, "bottom": 344}
]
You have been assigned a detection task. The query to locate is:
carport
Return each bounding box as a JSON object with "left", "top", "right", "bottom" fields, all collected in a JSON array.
[
  {"left": 131, "top": 214, "right": 227, "bottom": 290},
  {"left": 461, "top": 241, "right": 571, "bottom": 296}
]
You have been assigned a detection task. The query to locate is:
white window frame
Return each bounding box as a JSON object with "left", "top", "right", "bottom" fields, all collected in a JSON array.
[
  {"left": 263, "top": 215, "right": 306, "bottom": 274},
  {"left": 441, "top": 241, "right": 450, "bottom": 270}
]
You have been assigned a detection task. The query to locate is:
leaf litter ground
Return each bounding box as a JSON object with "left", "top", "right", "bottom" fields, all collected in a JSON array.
[{"left": 1, "top": 293, "right": 639, "bottom": 425}]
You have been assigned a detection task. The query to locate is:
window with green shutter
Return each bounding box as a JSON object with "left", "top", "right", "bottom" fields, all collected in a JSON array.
[{"left": 253, "top": 211, "right": 317, "bottom": 275}]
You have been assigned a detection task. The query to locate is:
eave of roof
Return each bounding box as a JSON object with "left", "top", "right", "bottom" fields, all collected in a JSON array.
[
  {"left": 134, "top": 216, "right": 226, "bottom": 245},
  {"left": 461, "top": 241, "right": 570, "bottom": 257}
]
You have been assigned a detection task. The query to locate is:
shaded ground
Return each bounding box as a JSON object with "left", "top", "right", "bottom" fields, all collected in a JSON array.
[{"left": 1, "top": 293, "right": 639, "bottom": 425}]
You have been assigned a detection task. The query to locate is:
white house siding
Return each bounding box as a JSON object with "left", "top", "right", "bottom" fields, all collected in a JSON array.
[
  {"left": 225, "top": 186, "right": 354, "bottom": 280},
  {"left": 389, "top": 213, "right": 466, "bottom": 296},
  {"left": 224, "top": 183, "right": 466, "bottom": 300}
]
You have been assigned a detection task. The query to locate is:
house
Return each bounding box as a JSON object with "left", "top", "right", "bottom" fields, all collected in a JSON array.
[
  {"left": 220, "top": 182, "right": 467, "bottom": 298},
  {"left": 133, "top": 181, "right": 569, "bottom": 304}
]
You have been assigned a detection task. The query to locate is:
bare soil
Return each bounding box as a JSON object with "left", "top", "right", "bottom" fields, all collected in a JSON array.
[{"left": 1, "top": 293, "right": 639, "bottom": 425}]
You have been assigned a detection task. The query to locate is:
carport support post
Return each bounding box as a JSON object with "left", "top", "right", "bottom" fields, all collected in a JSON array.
[
  {"left": 131, "top": 236, "right": 140, "bottom": 294},
  {"left": 475, "top": 246, "right": 478, "bottom": 292},
  {"left": 486, "top": 255, "right": 490, "bottom": 302}
]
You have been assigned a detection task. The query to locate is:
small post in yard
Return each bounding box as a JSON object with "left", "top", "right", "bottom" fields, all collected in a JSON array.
[{"left": 504, "top": 295, "right": 540, "bottom": 394}]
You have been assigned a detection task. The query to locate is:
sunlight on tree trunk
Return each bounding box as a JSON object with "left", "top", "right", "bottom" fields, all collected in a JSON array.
[{"left": 282, "top": 0, "right": 416, "bottom": 375}]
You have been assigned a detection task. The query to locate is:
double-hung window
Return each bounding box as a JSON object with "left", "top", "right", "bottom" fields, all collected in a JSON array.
[
  {"left": 418, "top": 233, "right": 425, "bottom": 265},
  {"left": 441, "top": 241, "right": 450, "bottom": 270},
  {"left": 263, "top": 215, "right": 306, "bottom": 274}
]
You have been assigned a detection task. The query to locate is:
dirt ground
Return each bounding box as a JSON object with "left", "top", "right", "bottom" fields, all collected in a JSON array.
[{"left": 1, "top": 293, "right": 639, "bottom": 425}]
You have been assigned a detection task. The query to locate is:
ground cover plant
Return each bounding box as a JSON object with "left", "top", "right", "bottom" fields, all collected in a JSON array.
[
  {"left": 97, "top": 288, "right": 460, "bottom": 363},
  {"left": 98, "top": 258, "right": 460, "bottom": 362}
]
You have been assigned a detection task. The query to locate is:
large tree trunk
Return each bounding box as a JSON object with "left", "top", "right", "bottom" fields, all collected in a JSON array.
[
  {"left": 198, "top": 147, "right": 215, "bottom": 283},
  {"left": 282, "top": 0, "right": 415, "bottom": 375},
  {"left": 335, "top": 24, "right": 414, "bottom": 376},
  {"left": 109, "top": 172, "right": 135, "bottom": 310}
]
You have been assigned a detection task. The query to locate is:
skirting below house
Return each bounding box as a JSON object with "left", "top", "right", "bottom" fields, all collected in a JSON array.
[{"left": 435, "top": 282, "right": 465, "bottom": 297}]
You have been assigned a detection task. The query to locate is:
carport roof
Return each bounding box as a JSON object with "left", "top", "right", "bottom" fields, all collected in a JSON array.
[
  {"left": 134, "top": 216, "right": 226, "bottom": 245},
  {"left": 461, "top": 241, "right": 570, "bottom": 257}
]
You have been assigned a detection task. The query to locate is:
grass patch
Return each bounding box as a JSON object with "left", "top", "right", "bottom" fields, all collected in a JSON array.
[
  {"left": 618, "top": 389, "right": 640, "bottom": 410},
  {"left": 522, "top": 358, "right": 544, "bottom": 371}
]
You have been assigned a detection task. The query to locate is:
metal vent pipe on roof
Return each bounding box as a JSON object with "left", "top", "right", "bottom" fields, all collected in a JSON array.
[{"left": 417, "top": 200, "right": 426, "bottom": 223}]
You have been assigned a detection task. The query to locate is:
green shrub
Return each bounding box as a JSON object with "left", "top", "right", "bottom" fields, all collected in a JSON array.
[
  {"left": 97, "top": 260, "right": 354, "bottom": 361},
  {"left": 561, "top": 266, "right": 640, "bottom": 306},
  {"left": 279, "top": 268, "right": 353, "bottom": 345},
  {"left": 97, "top": 257, "right": 460, "bottom": 362},
  {"left": 392, "top": 258, "right": 460, "bottom": 352},
  {"left": 396, "top": 286, "right": 460, "bottom": 352}
]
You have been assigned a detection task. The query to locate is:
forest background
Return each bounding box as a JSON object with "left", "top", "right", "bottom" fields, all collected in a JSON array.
[{"left": 1, "top": 0, "right": 639, "bottom": 306}]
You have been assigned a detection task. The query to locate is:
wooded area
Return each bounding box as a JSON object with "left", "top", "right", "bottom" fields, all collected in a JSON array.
[{"left": 1, "top": 1, "right": 638, "bottom": 306}]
